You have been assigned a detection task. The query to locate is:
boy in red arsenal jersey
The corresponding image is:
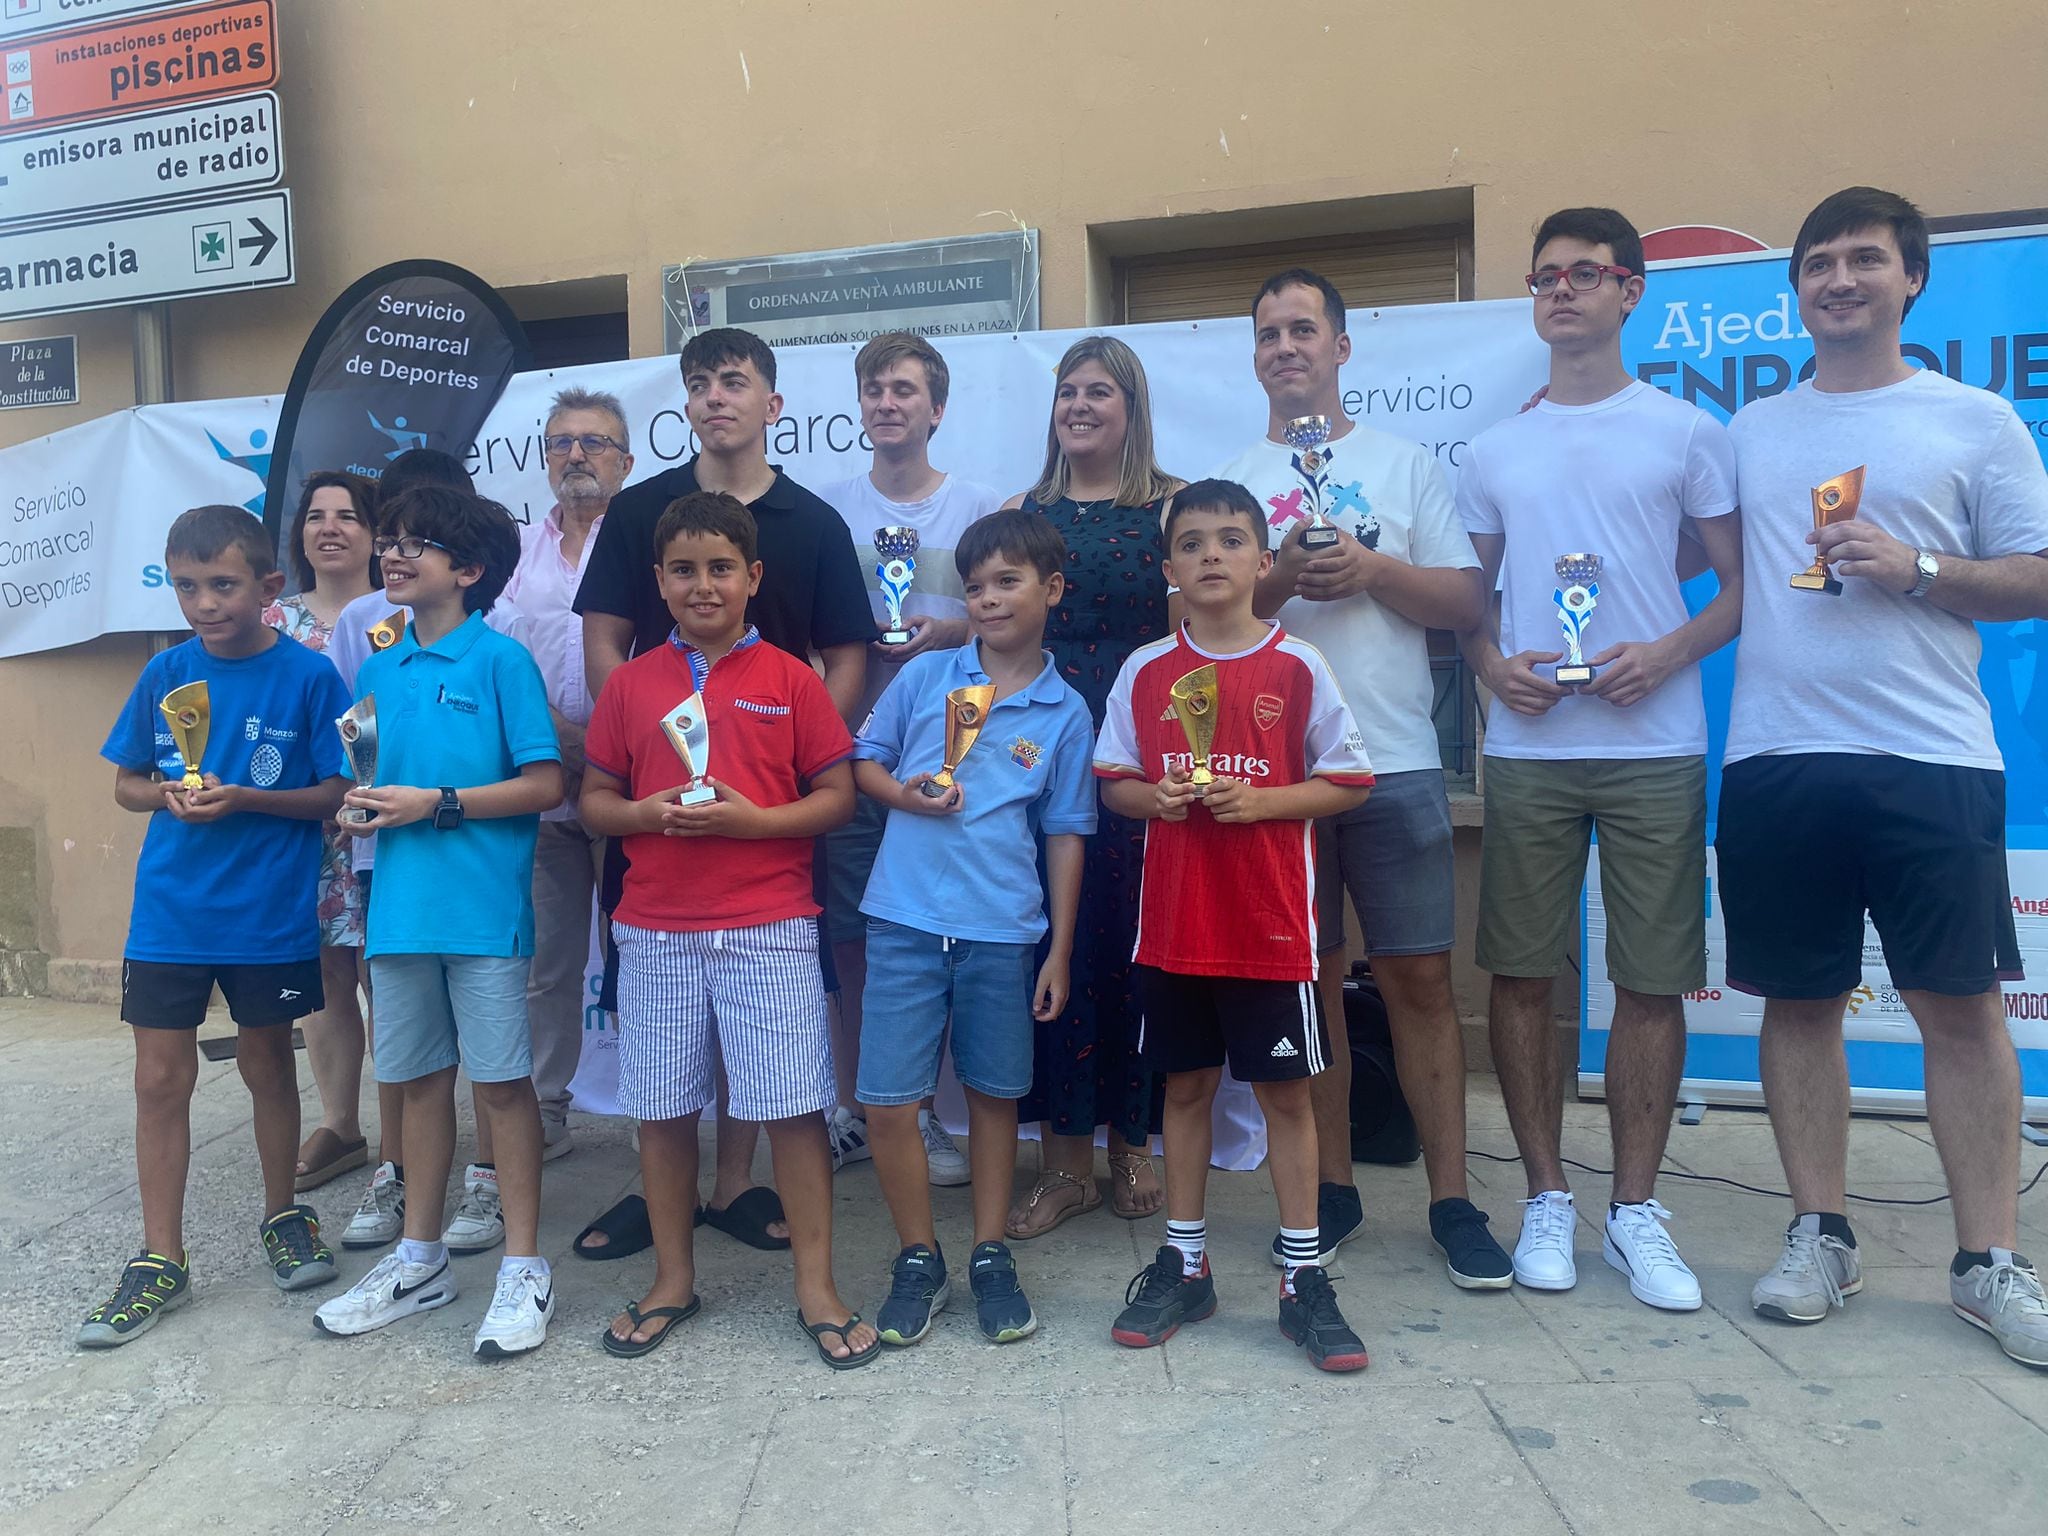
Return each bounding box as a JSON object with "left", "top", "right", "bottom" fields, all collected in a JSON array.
[
  {"left": 1094, "top": 479, "right": 1378, "bottom": 1372},
  {"left": 578, "top": 493, "right": 878, "bottom": 1370}
]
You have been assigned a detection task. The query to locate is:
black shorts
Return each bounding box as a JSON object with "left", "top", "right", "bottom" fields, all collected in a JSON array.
[
  {"left": 1135, "top": 965, "right": 1329, "bottom": 1082},
  {"left": 1716, "top": 753, "right": 2022, "bottom": 999},
  {"left": 121, "top": 958, "right": 325, "bottom": 1031}
]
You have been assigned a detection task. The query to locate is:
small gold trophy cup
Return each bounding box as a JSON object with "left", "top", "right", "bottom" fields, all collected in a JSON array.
[
  {"left": 336, "top": 697, "right": 379, "bottom": 825},
  {"left": 659, "top": 693, "right": 718, "bottom": 807},
  {"left": 159, "top": 681, "right": 210, "bottom": 791},
  {"left": 367, "top": 610, "right": 408, "bottom": 651},
  {"left": 1168, "top": 663, "right": 1220, "bottom": 795},
  {"left": 919, "top": 683, "right": 997, "bottom": 798},
  {"left": 1791, "top": 466, "right": 1865, "bottom": 596}
]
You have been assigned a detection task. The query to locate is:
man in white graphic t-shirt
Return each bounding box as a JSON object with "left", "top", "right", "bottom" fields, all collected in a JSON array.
[
  {"left": 1457, "top": 207, "right": 1744, "bottom": 1312},
  {"left": 1212, "top": 269, "right": 1507, "bottom": 1291},
  {"left": 1719, "top": 187, "right": 2048, "bottom": 1367},
  {"left": 819, "top": 332, "right": 1002, "bottom": 1185}
]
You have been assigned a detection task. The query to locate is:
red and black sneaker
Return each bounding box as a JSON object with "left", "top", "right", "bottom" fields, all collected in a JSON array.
[
  {"left": 1279, "top": 1266, "right": 1369, "bottom": 1372},
  {"left": 1111, "top": 1245, "right": 1217, "bottom": 1348}
]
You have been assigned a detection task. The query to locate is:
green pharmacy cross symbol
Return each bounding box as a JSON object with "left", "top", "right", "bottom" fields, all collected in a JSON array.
[
  {"left": 199, "top": 232, "right": 226, "bottom": 263},
  {"left": 192, "top": 222, "right": 233, "bottom": 272}
]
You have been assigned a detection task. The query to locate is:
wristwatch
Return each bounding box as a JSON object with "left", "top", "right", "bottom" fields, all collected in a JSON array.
[
  {"left": 1908, "top": 550, "right": 1939, "bottom": 599},
  {"left": 433, "top": 786, "right": 464, "bottom": 830}
]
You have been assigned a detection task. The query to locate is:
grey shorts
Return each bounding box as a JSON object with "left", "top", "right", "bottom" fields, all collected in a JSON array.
[{"left": 1313, "top": 769, "right": 1456, "bottom": 957}]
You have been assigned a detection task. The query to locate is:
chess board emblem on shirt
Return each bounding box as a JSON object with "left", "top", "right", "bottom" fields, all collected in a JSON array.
[
  {"left": 1009, "top": 736, "right": 1043, "bottom": 771},
  {"left": 1252, "top": 693, "right": 1284, "bottom": 731}
]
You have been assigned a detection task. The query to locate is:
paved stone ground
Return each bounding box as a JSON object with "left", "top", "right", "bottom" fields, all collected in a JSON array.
[{"left": 3, "top": 996, "right": 2046, "bottom": 1534}]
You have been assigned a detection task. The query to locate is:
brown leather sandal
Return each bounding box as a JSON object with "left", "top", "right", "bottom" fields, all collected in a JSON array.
[
  {"left": 1107, "top": 1151, "right": 1164, "bottom": 1219},
  {"left": 1004, "top": 1168, "right": 1103, "bottom": 1240}
]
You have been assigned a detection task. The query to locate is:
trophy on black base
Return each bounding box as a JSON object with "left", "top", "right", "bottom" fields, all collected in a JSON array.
[
  {"left": 659, "top": 693, "right": 718, "bottom": 806},
  {"left": 874, "top": 526, "right": 921, "bottom": 647},
  {"left": 920, "top": 683, "right": 996, "bottom": 798},
  {"left": 1284, "top": 414, "right": 1342, "bottom": 550},
  {"left": 1552, "top": 553, "right": 1603, "bottom": 689},
  {"left": 1791, "top": 466, "right": 1865, "bottom": 596}
]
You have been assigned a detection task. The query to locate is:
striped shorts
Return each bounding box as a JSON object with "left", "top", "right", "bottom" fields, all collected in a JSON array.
[{"left": 612, "top": 917, "right": 837, "bottom": 1123}]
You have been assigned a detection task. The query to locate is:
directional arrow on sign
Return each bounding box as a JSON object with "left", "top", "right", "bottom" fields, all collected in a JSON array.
[{"left": 238, "top": 217, "right": 277, "bottom": 265}]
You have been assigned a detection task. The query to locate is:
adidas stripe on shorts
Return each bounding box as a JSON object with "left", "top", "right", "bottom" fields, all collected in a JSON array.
[{"left": 1134, "top": 965, "right": 1329, "bottom": 1083}]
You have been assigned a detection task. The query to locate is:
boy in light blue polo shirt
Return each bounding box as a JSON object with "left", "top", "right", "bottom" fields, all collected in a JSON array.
[
  {"left": 851, "top": 509, "right": 1096, "bottom": 1346},
  {"left": 313, "top": 486, "right": 565, "bottom": 1360}
]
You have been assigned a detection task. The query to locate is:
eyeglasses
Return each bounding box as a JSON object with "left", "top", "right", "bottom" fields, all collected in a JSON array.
[
  {"left": 543, "top": 433, "right": 622, "bottom": 458},
  {"left": 372, "top": 535, "right": 454, "bottom": 560},
  {"left": 1525, "top": 263, "right": 1635, "bottom": 297}
]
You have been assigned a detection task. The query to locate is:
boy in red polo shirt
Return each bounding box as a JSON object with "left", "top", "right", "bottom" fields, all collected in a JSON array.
[
  {"left": 1095, "top": 479, "right": 1378, "bottom": 1372},
  {"left": 578, "top": 492, "right": 878, "bottom": 1370}
]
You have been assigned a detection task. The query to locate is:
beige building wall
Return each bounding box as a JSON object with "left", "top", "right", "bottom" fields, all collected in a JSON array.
[{"left": 3, "top": 0, "right": 2043, "bottom": 1002}]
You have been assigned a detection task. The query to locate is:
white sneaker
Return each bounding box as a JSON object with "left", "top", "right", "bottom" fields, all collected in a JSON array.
[
  {"left": 313, "top": 1251, "right": 456, "bottom": 1336},
  {"left": 1513, "top": 1190, "right": 1578, "bottom": 1291},
  {"left": 921, "top": 1109, "right": 971, "bottom": 1187},
  {"left": 1951, "top": 1248, "right": 2048, "bottom": 1367},
  {"left": 1603, "top": 1199, "right": 1702, "bottom": 1311},
  {"left": 443, "top": 1164, "right": 505, "bottom": 1254},
  {"left": 827, "top": 1106, "right": 872, "bottom": 1173},
  {"left": 341, "top": 1161, "right": 405, "bottom": 1250},
  {"left": 1752, "top": 1215, "right": 1862, "bottom": 1323},
  {"left": 473, "top": 1263, "right": 556, "bottom": 1359}
]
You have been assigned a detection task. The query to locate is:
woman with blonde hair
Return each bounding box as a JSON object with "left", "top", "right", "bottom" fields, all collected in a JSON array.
[{"left": 1000, "top": 334, "right": 1180, "bottom": 1236}]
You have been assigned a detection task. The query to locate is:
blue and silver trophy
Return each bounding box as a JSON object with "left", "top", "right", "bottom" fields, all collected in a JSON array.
[
  {"left": 1552, "top": 551, "right": 1603, "bottom": 688},
  {"left": 874, "top": 525, "right": 921, "bottom": 647},
  {"left": 1283, "top": 414, "right": 1342, "bottom": 550}
]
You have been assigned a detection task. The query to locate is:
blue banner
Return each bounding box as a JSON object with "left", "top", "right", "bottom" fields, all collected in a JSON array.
[{"left": 1579, "top": 227, "right": 2048, "bottom": 1110}]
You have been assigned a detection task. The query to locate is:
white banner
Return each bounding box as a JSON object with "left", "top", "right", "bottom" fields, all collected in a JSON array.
[{"left": 0, "top": 299, "right": 1544, "bottom": 659}]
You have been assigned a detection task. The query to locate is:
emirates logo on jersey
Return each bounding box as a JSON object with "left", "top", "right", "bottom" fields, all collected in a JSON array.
[{"left": 1252, "top": 693, "right": 1284, "bottom": 731}]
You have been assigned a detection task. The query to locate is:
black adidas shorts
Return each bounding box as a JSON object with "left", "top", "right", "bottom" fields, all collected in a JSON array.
[
  {"left": 121, "top": 958, "right": 324, "bottom": 1031},
  {"left": 1134, "top": 965, "right": 1329, "bottom": 1082}
]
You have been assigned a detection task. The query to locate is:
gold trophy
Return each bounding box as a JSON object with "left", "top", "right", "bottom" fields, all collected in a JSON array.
[
  {"left": 659, "top": 693, "right": 718, "bottom": 806},
  {"left": 159, "top": 681, "right": 210, "bottom": 791},
  {"left": 367, "top": 610, "right": 408, "bottom": 651},
  {"left": 919, "top": 683, "right": 997, "bottom": 798},
  {"left": 1168, "top": 663, "right": 1219, "bottom": 796},
  {"left": 1791, "top": 466, "right": 1865, "bottom": 596},
  {"left": 336, "top": 698, "right": 379, "bottom": 825}
]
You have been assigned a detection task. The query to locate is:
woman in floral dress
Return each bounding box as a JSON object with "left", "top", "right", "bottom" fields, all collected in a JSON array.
[
  {"left": 262, "top": 470, "right": 381, "bottom": 1192},
  {"left": 1001, "top": 335, "right": 1182, "bottom": 1235}
]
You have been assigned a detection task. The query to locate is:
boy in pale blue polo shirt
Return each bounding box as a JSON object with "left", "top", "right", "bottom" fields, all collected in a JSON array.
[
  {"left": 851, "top": 509, "right": 1096, "bottom": 1346},
  {"left": 313, "top": 486, "right": 565, "bottom": 1360}
]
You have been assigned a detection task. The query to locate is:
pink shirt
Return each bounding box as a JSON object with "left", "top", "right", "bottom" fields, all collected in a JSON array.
[{"left": 502, "top": 504, "right": 603, "bottom": 726}]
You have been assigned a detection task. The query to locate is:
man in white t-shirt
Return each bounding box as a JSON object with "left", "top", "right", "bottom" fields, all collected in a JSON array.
[
  {"left": 1212, "top": 269, "right": 1507, "bottom": 1290},
  {"left": 1719, "top": 187, "right": 2048, "bottom": 1366},
  {"left": 1457, "top": 208, "right": 1744, "bottom": 1312},
  {"left": 819, "top": 332, "right": 1003, "bottom": 1185}
]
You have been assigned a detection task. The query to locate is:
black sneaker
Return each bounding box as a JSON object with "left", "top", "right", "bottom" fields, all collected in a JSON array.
[
  {"left": 876, "top": 1244, "right": 949, "bottom": 1346},
  {"left": 1278, "top": 1265, "right": 1369, "bottom": 1372},
  {"left": 1429, "top": 1198, "right": 1514, "bottom": 1291},
  {"left": 262, "top": 1203, "right": 338, "bottom": 1292},
  {"left": 969, "top": 1241, "right": 1037, "bottom": 1343},
  {"left": 1268, "top": 1181, "right": 1364, "bottom": 1267},
  {"left": 1111, "top": 1245, "right": 1217, "bottom": 1348},
  {"left": 77, "top": 1251, "right": 191, "bottom": 1348}
]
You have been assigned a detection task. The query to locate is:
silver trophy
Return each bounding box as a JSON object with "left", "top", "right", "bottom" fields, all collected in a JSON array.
[
  {"left": 336, "top": 697, "right": 378, "bottom": 825},
  {"left": 1283, "top": 414, "right": 1342, "bottom": 550},
  {"left": 1552, "top": 553, "right": 1603, "bottom": 688},
  {"left": 874, "top": 525, "right": 921, "bottom": 647},
  {"left": 659, "top": 693, "right": 718, "bottom": 806}
]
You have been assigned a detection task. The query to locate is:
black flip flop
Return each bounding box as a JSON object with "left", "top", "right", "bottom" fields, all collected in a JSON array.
[
  {"left": 572, "top": 1195, "right": 654, "bottom": 1261},
  {"left": 798, "top": 1310, "right": 880, "bottom": 1371},
  {"left": 701, "top": 1186, "right": 791, "bottom": 1252},
  {"left": 600, "top": 1296, "right": 701, "bottom": 1358}
]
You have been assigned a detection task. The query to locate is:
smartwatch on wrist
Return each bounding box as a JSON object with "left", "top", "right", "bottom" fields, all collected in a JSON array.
[
  {"left": 433, "top": 786, "right": 464, "bottom": 830},
  {"left": 1908, "top": 550, "right": 1939, "bottom": 599}
]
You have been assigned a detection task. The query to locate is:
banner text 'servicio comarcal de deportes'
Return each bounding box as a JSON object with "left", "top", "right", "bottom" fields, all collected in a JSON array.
[{"left": 263, "top": 260, "right": 532, "bottom": 562}]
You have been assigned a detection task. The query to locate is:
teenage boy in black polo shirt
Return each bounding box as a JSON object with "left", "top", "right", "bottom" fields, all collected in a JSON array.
[{"left": 574, "top": 327, "right": 871, "bottom": 1253}]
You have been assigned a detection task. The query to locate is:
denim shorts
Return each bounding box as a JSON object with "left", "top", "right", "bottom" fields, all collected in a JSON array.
[
  {"left": 368, "top": 952, "right": 533, "bottom": 1085},
  {"left": 1313, "top": 768, "right": 1457, "bottom": 956},
  {"left": 855, "top": 918, "right": 1035, "bottom": 1104}
]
